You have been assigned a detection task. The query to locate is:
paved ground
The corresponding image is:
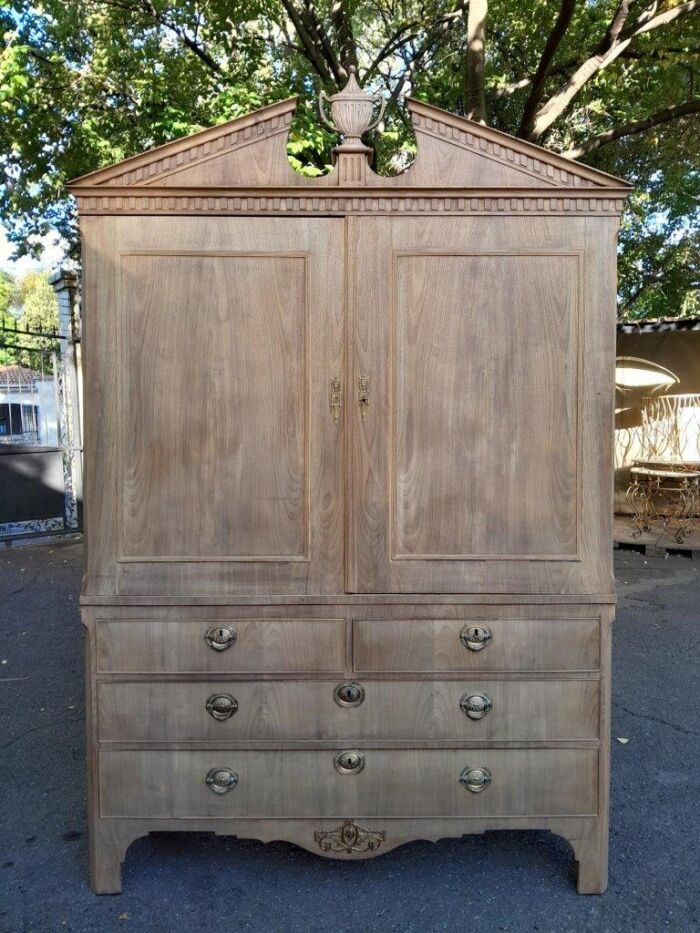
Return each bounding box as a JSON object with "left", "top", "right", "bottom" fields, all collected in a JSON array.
[{"left": 0, "top": 540, "right": 698, "bottom": 933}]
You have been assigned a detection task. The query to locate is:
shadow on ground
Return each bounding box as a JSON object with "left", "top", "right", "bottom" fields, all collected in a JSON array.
[{"left": 0, "top": 540, "right": 698, "bottom": 932}]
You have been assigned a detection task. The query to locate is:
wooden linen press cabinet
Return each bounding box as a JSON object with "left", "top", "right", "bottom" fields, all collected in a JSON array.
[{"left": 71, "top": 71, "right": 629, "bottom": 894}]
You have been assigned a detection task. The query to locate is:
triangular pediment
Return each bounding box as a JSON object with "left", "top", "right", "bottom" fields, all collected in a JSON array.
[
  {"left": 69, "top": 93, "right": 630, "bottom": 193},
  {"left": 402, "top": 99, "right": 629, "bottom": 189},
  {"left": 69, "top": 99, "right": 300, "bottom": 188}
]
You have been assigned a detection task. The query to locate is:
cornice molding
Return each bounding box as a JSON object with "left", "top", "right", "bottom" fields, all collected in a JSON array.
[{"left": 74, "top": 187, "right": 627, "bottom": 217}]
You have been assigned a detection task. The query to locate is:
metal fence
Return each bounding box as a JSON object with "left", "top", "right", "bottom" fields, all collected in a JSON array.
[{"left": 0, "top": 272, "right": 82, "bottom": 539}]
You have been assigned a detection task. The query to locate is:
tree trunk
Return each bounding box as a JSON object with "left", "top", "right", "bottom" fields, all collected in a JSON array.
[{"left": 466, "top": 0, "right": 487, "bottom": 123}]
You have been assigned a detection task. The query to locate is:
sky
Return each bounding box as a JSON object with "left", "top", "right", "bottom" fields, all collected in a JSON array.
[{"left": 0, "top": 229, "right": 67, "bottom": 278}]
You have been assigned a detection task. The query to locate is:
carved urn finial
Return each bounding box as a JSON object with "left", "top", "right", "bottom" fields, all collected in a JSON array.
[{"left": 319, "top": 66, "right": 387, "bottom": 155}]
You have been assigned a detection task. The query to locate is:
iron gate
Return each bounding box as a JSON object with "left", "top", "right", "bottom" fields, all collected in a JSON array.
[{"left": 0, "top": 272, "right": 82, "bottom": 539}]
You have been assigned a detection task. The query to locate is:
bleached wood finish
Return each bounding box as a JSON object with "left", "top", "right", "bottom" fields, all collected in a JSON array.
[
  {"left": 80, "top": 216, "right": 345, "bottom": 596},
  {"left": 95, "top": 618, "right": 345, "bottom": 674},
  {"left": 348, "top": 215, "right": 617, "bottom": 594},
  {"left": 352, "top": 618, "right": 600, "bottom": 673},
  {"left": 98, "top": 679, "right": 599, "bottom": 743},
  {"left": 73, "top": 90, "right": 625, "bottom": 895},
  {"left": 121, "top": 253, "right": 308, "bottom": 562},
  {"left": 100, "top": 747, "right": 599, "bottom": 818}
]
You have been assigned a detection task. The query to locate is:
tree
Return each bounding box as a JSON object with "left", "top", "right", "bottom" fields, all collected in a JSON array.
[
  {"left": 0, "top": 271, "right": 59, "bottom": 370},
  {"left": 1, "top": 1, "right": 698, "bottom": 320},
  {"left": 0, "top": 270, "right": 19, "bottom": 366}
]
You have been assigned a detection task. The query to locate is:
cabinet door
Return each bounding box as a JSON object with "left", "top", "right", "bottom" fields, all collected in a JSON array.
[
  {"left": 84, "top": 217, "right": 344, "bottom": 595},
  {"left": 348, "top": 216, "right": 616, "bottom": 594}
]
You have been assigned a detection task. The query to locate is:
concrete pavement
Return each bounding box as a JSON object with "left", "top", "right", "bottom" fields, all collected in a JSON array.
[{"left": 0, "top": 540, "right": 698, "bottom": 933}]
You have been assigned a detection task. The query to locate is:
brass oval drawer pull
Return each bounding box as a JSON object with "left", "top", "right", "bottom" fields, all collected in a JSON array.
[
  {"left": 206, "top": 694, "right": 238, "bottom": 721},
  {"left": 460, "top": 692, "right": 492, "bottom": 720},
  {"left": 460, "top": 624, "right": 492, "bottom": 652},
  {"left": 205, "top": 767, "right": 238, "bottom": 794},
  {"left": 334, "top": 749, "right": 365, "bottom": 775},
  {"left": 459, "top": 766, "right": 492, "bottom": 793},
  {"left": 204, "top": 625, "right": 237, "bottom": 652},
  {"left": 334, "top": 682, "right": 365, "bottom": 708}
]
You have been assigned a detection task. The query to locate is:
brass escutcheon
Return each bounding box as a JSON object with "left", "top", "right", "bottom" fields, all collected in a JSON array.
[
  {"left": 330, "top": 377, "right": 343, "bottom": 425},
  {"left": 333, "top": 682, "right": 365, "bottom": 708},
  {"left": 460, "top": 624, "right": 493, "bottom": 652},
  {"left": 358, "top": 376, "right": 370, "bottom": 421},
  {"left": 334, "top": 749, "right": 365, "bottom": 775},
  {"left": 204, "top": 625, "right": 237, "bottom": 652}
]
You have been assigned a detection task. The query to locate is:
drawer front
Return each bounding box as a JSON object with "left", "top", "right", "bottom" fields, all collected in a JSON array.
[
  {"left": 95, "top": 619, "right": 345, "bottom": 674},
  {"left": 99, "top": 748, "right": 598, "bottom": 818},
  {"left": 98, "top": 679, "right": 599, "bottom": 742},
  {"left": 353, "top": 618, "right": 600, "bottom": 673}
]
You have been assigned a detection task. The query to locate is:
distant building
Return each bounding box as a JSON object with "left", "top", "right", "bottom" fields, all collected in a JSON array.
[{"left": 0, "top": 364, "right": 59, "bottom": 446}]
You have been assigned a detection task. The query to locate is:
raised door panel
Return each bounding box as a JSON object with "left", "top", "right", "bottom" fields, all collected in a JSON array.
[
  {"left": 82, "top": 216, "right": 344, "bottom": 596},
  {"left": 348, "top": 216, "right": 616, "bottom": 594},
  {"left": 393, "top": 253, "right": 577, "bottom": 559},
  {"left": 122, "top": 253, "right": 307, "bottom": 561}
]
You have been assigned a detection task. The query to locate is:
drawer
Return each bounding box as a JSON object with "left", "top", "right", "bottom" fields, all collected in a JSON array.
[
  {"left": 99, "top": 748, "right": 598, "bottom": 818},
  {"left": 353, "top": 618, "right": 600, "bottom": 673},
  {"left": 97, "top": 679, "right": 599, "bottom": 743},
  {"left": 94, "top": 619, "right": 345, "bottom": 674}
]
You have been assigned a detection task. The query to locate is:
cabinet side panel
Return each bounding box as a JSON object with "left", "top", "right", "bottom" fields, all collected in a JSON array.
[{"left": 81, "top": 217, "right": 121, "bottom": 595}]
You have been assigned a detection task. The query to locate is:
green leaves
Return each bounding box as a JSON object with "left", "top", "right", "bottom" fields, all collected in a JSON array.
[
  {"left": 0, "top": 270, "right": 59, "bottom": 368},
  {"left": 1, "top": 0, "right": 698, "bottom": 320}
]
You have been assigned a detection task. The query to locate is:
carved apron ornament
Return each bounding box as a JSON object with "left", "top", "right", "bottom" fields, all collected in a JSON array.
[{"left": 314, "top": 820, "right": 386, "bottom": 854}]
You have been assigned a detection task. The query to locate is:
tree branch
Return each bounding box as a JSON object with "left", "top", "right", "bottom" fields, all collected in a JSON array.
[
  {"left": 278, "top": 0, "right": 333, "bottom": 82},
  {"left": 330, "top": 0, "right": 358, "bottom": 76},
  {"left": 600, "top": 0, "right": 633, "bottom": 49},
  {"left": 619, "top": 270, "right": 665, "bottom": 316},
  {"left": 527, "top": 0, "right": 700, "bottom": 141},
  {"left": 518, "top": 0, "right": 577, "bottom": 136},
  {"left": 363, "top": 5, "right": 465, "bottom": 83},
  {"left": 493, "top": 77, "right": 533, "bottom": 98},
  {"left": 466, "top": 0, "right": 487, "bottom": 122},
  {"left": 372, "top": 1, "right": 465, "bottom": 102},
  {"left": 93, "top": 0, "right": 224, "bottom": 74},
  {"left": 562, "top": 97, "right": 700, "bottom": 158},
  {"left": 364, "top": 22, "right": 421, "bottom": 80},
  {"left": 299, "top": 0, "right": 343, "bottom": 82}
]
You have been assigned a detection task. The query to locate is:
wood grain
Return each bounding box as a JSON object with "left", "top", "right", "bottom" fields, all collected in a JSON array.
[
  {"left": 348, "top": 215, "right": 618, "bottom": 596},
  {"left": 121, "top": 252, "right": 308, "bottom": 561},
  {"left": 352, "top": 618, "right": 600, "bottom": 673},
  {"left": 97, "top": 678, "right": 599, "bottom": 743},
  {"left": 82, "top": 216, "right": 344, "bottom": 597},
  {"left": 392, "top": 251, "right": 578, "bottom": 560},
  {"left": 99, "top": 748, "right": 598, "bottom": 819},
  {"left": 95, "top": 619, "right": 346, "bottom": 674},
  {"left": 76, "top": 90, "right": 622, "bottom": 895}
]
